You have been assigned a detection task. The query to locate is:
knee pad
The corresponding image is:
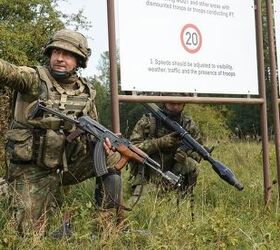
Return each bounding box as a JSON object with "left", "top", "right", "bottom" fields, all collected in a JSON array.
[{"left": 94, "top": 172, "right": 122, "bottom": 209}]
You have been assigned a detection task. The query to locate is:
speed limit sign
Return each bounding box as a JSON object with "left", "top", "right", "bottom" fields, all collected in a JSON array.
[{"left": 180, "top": 23, "right": 202, "bottom": 54}]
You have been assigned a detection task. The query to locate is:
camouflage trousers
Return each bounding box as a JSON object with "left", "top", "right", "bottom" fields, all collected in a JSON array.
[
  {"left": 6, "top": 150, "right": 122, "bottom": 236},
  {"left": 8, "top": 165, "right": 61, "bottom": 235},
  {"left": 6, "top": 152, "right": 95, "bottom": 236}
]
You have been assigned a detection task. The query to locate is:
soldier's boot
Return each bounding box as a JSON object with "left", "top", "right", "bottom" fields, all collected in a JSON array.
[
  {"left": 91, "top": 208, "right": 117, "bottom": 242},
  {"left": 50, "top": 187, "right": 73, "bottom": 239},
  {"left": 17, "top": 212, "right": 48, "bottom": 238},
  {"left": 96, "top": 208, "right": 115, "bottom": 229},
  {"left": 51, "top": 211, "right": 73, "bottom": 239},
  {"left": 34, "top": 216, "right": 47, "bottom": 237},
  {"left": 51, "top": 221, "right": 72, "bottom": 239}
]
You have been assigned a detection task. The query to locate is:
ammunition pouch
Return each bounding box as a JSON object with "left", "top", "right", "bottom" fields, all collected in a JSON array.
[
  {"left": 5, "top": 128, "right": 65, "bottom": 169},
  {"left": 35, "top": 129, "right": 65, "bottom": 169},
  {"left": 5, "top": 129, "right": 33, "bottom": 163}
]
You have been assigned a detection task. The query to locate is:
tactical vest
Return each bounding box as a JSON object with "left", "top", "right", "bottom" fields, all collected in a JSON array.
[
  {"left": 6, "top": 66, "right": 97, "bottom": 170},
  {"left": 12, "top": 66, "right": 97, "bottom": 129}
]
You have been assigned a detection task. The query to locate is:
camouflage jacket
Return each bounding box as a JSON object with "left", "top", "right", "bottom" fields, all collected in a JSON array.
[
  {"left": 0, "top": 59, "right": 97, "bottom": 123},
  {"left": 0, "top": 59, "right": 39, "bottom": 95},
  {"left": 130, "top": 112, "right": 203, "bottom": 173}
]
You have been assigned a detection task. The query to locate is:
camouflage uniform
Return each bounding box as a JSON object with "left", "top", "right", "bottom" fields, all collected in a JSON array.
[
  {"left": 129, "top": 108, "right": 202, "bottom": 202},
  {"left": 1, "top": 29, "right": 121, "bottom": 235}
]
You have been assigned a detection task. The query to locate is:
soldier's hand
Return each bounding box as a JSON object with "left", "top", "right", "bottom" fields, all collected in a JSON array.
[
  {"left": 155, "top": 132, "right": 179, "bottom": 149},
  {"left": 103, "top": 137, "right": 115, "bottom": 156},
  {"left": 103, "top": 137, "right": 121, "bottom": 167},
  {"left": 103, "top": 134, "right": 121, "bottom": 156}
]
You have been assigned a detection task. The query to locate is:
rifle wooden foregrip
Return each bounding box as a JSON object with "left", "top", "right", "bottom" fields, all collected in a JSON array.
[
  {"left": 130, "top": 144, "right": 148, "bottom": 158},
  {"left": 114, "top": 144, "right": 145, "bottom": 171}
]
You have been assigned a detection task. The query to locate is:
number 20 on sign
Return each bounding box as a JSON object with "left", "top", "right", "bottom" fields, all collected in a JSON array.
[{"left": 180, "top": 23, "right": 202, "bottom": 54}]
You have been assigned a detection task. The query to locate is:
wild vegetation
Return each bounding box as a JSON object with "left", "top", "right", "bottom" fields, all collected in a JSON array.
[{"left": 0, "top": 140, "right": 279, "bottom": 249}]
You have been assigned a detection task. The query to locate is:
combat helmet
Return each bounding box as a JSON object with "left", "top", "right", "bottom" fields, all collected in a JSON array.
[{"left": 44, "top": 29, "right": 91, "bottom": 68}]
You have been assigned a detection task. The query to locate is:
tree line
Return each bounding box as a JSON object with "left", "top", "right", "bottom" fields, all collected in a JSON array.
[{"left": 0, "top": 0, "right": 274, "bottom": 142}]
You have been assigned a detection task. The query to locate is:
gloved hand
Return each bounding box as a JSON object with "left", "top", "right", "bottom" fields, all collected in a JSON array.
[{"left": 155, "top": 132, "right": 179, "bottom": 149}]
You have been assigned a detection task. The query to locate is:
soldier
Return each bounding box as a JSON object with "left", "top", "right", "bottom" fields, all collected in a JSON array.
[
  {"left": 1, "top": 29, "right": 121, "bottom": 236},
  {"left": 129, "top": 98, "right": 202, "bottom": 211}
]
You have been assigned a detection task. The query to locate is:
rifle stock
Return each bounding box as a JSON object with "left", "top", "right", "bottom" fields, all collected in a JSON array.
[{"left": 143, "top": 103, "right": 244, "bottom": 191}]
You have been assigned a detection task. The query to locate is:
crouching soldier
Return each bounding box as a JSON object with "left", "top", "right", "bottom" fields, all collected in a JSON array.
[
  {"left": 129, "top": 97, "right": 203, "bottom": 217},
  {"left": 1, "top": 29, "right": 122, "bottom": 236}
]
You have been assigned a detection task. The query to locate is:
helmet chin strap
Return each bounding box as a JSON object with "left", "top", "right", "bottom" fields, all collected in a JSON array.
[{"left": 48, "top": 66, "right": 77, "bottom": 80}]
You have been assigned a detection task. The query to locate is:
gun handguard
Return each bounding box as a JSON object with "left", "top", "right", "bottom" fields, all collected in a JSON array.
[{"left": 113, "top": 144, "right": 145, "bottom": 171}]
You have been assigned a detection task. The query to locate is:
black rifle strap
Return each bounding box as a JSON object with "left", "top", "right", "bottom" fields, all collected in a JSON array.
[
  {"left": 176, "top": 183, "right": 195, "bottom": 222},
  {"left": 129, "top": 164, "right": 146, "bottom": 209}
]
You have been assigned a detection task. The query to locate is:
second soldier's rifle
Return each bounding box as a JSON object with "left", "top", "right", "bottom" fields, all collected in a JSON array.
[
  {"left": 29, "top": 101, "right": 182, "bottom": 186},
  {"left": 143, "top": 103, "right": 244, "bottom": 191}
]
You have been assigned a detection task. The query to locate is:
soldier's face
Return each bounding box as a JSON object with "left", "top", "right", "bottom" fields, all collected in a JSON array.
[
  {"left": 165, "top": 103, "right": 185, "bottom": 113},
  {"left": 50, "top": 48, "right": 77, "bottom": 72}
]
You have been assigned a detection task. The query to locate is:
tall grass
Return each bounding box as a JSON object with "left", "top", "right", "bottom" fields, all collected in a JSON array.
[{"left": 0, "top": 140, "right": 280, "bottom": 249}]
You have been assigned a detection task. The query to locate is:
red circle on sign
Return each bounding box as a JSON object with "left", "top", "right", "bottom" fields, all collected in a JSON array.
[{"left": 180, "top": 23, "right": 202, "bottom": 54}]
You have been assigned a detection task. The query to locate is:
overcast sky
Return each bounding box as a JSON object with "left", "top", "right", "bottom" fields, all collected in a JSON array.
[{"left": 58, "top": 0, "right": 109, "bottom": 77}]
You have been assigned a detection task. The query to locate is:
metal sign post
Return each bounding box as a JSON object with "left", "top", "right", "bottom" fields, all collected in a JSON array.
[{"left": 266, "top": 0, "right": 280, "bottom": 201}]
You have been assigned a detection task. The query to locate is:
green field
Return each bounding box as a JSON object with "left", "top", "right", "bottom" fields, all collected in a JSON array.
[{"left": 0, "top": 140, "right": 279, "bottom": 249}]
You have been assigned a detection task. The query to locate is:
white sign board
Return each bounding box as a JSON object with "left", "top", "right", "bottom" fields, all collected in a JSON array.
[
  {"left": 117, "top": 0, "right": 259, "bottom": 95},
  {"left": 274, "top": 0, "right": 280, "bottom": 94}
]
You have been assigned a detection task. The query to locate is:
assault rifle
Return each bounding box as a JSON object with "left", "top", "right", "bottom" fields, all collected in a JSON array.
[
  {"left": 143, "top": 103, "right": 244, "bottom": 191},
  {"left": 29, "top": 101, "right": 182, "bottom": 186}
]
